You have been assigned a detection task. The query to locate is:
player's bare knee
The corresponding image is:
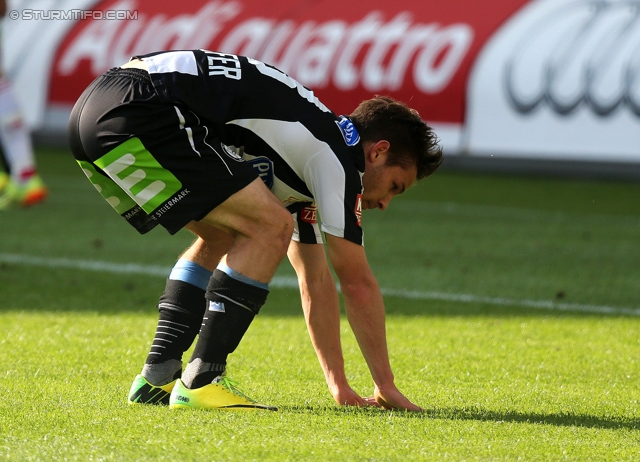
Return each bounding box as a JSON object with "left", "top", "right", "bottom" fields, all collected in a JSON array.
[{"left": 271, "top": 206, "right": 294, "bottom": 257}]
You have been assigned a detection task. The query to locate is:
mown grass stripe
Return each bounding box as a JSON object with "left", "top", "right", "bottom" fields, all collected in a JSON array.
[{"left": 2, "top": 252, "right": 638, "bottom": 316}]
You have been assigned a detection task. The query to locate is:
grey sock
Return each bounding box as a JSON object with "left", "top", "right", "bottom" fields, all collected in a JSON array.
[
  {"left": 181, "top": 358, "right": 226, "bottom": 388},
  {"left": 141, "top": 359, "right": 182, "bottom": 386}
]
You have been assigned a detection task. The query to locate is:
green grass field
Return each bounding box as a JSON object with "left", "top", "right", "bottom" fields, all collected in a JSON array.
[{"left": 1, "top": 148, "right": 640, "bottom": 460}]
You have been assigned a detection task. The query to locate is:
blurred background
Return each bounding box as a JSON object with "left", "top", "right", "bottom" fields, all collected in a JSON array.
[{"left": 5, "top": 0, "right": 640, "bottom": 179}]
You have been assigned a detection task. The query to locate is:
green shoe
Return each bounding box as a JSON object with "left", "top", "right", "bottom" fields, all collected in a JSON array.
[
  {"left": 169, "top": 376, "right": 277, "bottom": 411},
  {"left": 0, "top": 173, "right": 48, "bottom": 209},
  {"left": 16, "top": 174, "right": 48, "bottom": 207},
  {"left": 128, "top": 374, "right": 176, "bottom": 405}
]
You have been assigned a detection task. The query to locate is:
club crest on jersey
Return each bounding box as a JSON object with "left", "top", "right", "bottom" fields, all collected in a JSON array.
[
  {"left": 335, "top": 116, "right": 360, "bottom": 146},
  {"left": 220, "top": 143, "right": 243, "bottom": 162},
  {"left": 354, "top": 194, "right": 362, "bottom": 226},
  {"left": 248, "top": 156, "right": 274, "bottom": 189}
]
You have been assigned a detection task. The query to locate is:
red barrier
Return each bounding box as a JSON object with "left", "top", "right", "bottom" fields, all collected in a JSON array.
[{"left": 49, "top": 0, "right": 530, "bottom": 122}]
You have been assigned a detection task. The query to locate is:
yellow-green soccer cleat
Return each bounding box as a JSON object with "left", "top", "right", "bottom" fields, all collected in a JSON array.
[
  {"left": 169, "top": 376, "right": 277, "bottom": 411},
  {"left": 0, "top": 173, "right": 48, "bottom": 209},
  {"left": 16, "top": 174, "right": 48, "bottom": 207},
  {"left": 128, "top": 374, "right": 177, "bottom": 405}
]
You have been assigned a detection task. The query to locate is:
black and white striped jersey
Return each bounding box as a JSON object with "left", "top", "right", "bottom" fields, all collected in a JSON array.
[{"left": 134, "top": 49, "right": 365, "bottom": 246}]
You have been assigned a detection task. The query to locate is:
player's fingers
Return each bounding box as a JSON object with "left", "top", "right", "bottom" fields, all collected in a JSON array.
[
  {"left": 361, "top": 396, "right": 381, "bottom": 407},
  {"left": 335, "top": 390, "right": 366, "bottom": 407}
]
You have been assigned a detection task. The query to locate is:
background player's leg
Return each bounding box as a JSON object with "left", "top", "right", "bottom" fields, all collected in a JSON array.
[{"left": 0, "top": 77, "right": 47, "bottom": 208}]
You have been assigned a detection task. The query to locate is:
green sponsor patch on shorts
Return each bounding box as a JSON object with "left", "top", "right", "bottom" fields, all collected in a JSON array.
[
  {"left": 77, "top": 160, "right": 138, "bottom": 215},
  {"left": 93, "top": 137, "right": 182, "bottom": 214}
]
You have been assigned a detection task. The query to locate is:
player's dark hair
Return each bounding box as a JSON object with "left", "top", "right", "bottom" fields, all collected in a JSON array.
[{"left": 349, "top": 96, "right": 443, "bottom": 180}]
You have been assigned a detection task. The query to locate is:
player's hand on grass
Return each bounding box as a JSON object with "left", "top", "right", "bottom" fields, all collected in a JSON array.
[
  {"left": 360, "top": 396, "right": 381, "bottom": 407},
  {"left": 374, "top": 385, "right": 423, "bottom": 412},
  {"left": 332, "top": 384, "right": 379, "bottom": 407}
]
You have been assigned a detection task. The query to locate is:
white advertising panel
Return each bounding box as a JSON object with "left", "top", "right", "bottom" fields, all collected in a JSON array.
[{"left": 466, "top": 0, "right": 640, "bottom": 162}]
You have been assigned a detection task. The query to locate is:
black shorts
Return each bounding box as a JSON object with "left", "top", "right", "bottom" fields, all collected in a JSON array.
[{"left": 67, "top": 67, "right": 258, "bottom": 235}]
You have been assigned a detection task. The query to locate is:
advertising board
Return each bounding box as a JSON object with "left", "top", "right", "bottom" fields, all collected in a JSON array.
[{"left": 5, "top": 0, "right": 639, "bottom": 163}]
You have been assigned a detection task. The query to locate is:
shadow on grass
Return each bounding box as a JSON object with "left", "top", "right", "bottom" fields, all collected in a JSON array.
[
  {"left": 429, "top": 407, "right": 640, "bottom": 430},
  {"left": 282, "top": 405, "right": 639, "bottom": 430}
]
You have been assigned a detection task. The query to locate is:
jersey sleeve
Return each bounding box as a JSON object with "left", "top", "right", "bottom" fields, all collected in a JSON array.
[{"left": 303, "top": 148, "right": 364, "bottom": 246}]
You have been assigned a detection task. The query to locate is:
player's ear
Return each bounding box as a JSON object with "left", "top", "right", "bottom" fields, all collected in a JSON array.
[{"left": 369, "top": 140, "right": 390, "bottom": 164}]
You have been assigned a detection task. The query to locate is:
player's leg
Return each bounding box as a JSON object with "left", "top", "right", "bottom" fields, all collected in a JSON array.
[
  {"left": 67, "top": 67, "right": 203, "bottom": 404},
  {"left": 69, "top": 64, "right": 290, "bottom": 408},
  {"left": 172, "top": 178, "right": 292, "bottom": 410},
  {"left": 133, "top": 179, "right": 292, "bottom": 401},
  {"left": 0, "top": 77, "right": 47, "bottom": 209},
  {"left": 136, "top": 233, "right": 232, "bottom": 387}
]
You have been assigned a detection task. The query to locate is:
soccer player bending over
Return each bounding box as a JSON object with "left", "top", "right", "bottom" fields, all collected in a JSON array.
[{"left": 68, "top": 50, "right": 442, "bottom": 411}]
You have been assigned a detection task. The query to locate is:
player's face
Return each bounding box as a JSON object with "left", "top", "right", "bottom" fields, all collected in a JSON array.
[{"left": 361, "top": 162, "right": 417, "bottom": 211}]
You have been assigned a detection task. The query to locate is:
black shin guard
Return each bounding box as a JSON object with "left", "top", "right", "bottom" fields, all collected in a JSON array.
[
  {"left": 187, "top": 269, "right": 268, "bottom": 385},
  {"left": 144, "top": 279, "right": 207, "bottom": 365}
]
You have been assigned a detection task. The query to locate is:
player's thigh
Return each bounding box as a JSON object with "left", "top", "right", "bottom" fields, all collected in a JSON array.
[{"left": 195, "top": 177, "right": 293, "bottom": 242}]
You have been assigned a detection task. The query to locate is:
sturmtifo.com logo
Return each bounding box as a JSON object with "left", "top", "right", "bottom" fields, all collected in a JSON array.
[{"left": 9, "top": 9, "right": 138, "bottom": 20}]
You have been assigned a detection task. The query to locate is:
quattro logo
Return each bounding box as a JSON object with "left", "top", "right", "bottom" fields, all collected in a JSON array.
[{"left": 94, "top": 138, "right": 182, "bottom": 213}]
